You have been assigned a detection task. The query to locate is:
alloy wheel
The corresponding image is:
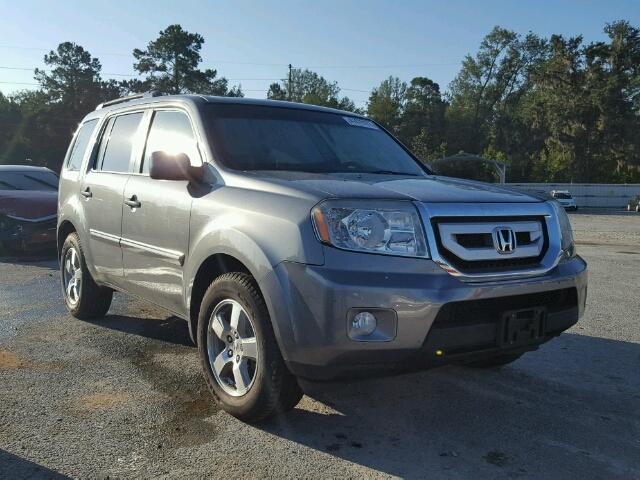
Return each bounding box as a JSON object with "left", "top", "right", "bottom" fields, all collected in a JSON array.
[
  {"left": 63, "top": 247, "right": 82, "bottom": 306},
  {"left": 206, "top": 299, "right": 258, "bottom": 397}
]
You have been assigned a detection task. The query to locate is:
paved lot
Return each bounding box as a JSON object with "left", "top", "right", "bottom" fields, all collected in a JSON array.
[{"left": 0, "top": 211, "right": 639, "bottom": 479}]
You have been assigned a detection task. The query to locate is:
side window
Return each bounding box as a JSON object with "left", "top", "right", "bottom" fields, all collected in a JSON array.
[
  {"left": 142, "top": 110, "right": 200, "bottom": 174},
  {"left": 66, "top": 119, "right": 98, "bottom": 171},
  {"left": 97, "top": 112, "right": 144, "bottom": 173}
]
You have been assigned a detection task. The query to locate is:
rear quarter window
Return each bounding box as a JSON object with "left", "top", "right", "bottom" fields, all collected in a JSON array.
[{"left": 66, "top": 119, "right": 98, "bottom": 171}]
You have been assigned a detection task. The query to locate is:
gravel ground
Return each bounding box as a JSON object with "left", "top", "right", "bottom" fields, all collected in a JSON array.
[{"left": 0, "top": 211, "right": 639, "bottom": 479}]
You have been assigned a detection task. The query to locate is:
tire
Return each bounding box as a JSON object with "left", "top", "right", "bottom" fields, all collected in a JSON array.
[
  {"left": 636, "top": 205, "right": 639, "bottom": 213},
  {"left": 60, "top": 232, "right": 113, "bottom": 319},
  {"left": 466, "top": 353, "right": 523, "bottom": 368},
  {"left": 197, "top": 272, "right": 302, "bottom": 423}
]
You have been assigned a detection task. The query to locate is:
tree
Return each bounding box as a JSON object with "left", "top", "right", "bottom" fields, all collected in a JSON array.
[
  {"left": 267, "top": 68, "right": 359, "bottom": 112},
  {"left": 399, "top": 77, "right": 447, "bottom": 157},
  {"left": 10, "top": 42, "right": 121, "bottom": 168},
  {"left": 447, "top": 28, "right": 546, "bottom": 156},
  {"left": 131, "top": 24, "right": 242, "bottom": 96},
  {"left": 366, "top": 76, "right": 406, "bottom": 134},
  {"left": 34, "top": 42, "right": 106, "bottom": 116}
]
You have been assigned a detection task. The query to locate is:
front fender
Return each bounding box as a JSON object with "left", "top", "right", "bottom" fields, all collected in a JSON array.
[{"left": 184, "top": 226, "right": 299, "bottom": 359}]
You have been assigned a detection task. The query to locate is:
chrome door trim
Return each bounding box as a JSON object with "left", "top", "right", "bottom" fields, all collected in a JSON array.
[
  {"left": 89, "top": 229, "right": 121, "bottom": 245},
  {"left": 120, "top": 237, "right": 185, "bottom": 266},
  {"left": 416, "top": 202, "right": 563, "bottom": 283}
]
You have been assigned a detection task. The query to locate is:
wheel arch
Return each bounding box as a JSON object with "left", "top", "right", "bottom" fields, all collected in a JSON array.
[
  {"left": 57, "top": 220, "right": 77, "bottom": 259},
  {"left": 188, "top": 253, "right": 252, "bottom": 343}
]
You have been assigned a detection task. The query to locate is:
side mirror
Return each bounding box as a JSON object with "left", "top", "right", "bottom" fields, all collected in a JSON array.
[{"left": 149, "top": 151, "right": 204, "bottom": 183}]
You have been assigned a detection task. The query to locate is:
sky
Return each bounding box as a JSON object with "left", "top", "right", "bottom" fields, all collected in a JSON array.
[{"left": 1, "top": 0, "right": 639, "bottom": 109}]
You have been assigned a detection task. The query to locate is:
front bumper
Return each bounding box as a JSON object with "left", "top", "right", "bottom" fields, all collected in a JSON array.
[
  {"left": 0, "top": 216, "right": 57, "bottom": 251},
  {"left": 267, "top": 248, "right": 587, "bottom": 380}
]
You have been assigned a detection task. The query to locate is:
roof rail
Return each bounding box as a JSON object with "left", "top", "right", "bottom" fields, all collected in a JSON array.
[{"left": 95, "top": 91, "right": 163, "bottom": 110}]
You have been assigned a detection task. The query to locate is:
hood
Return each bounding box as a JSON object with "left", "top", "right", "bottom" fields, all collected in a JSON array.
[
  {"left": 0, "top": 190, "right": 58, "bottom": 221},
  {"left": 243, "top": 171, "right": 541, "bottom": 204}
]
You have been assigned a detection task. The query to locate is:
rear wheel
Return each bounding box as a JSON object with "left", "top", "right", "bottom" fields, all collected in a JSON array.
[
  {"left": 197, "top": 272, "right": 302, "bottom": 422},
  {"left": 60, "top": 233, "right": 113, "bottom": 319},
  {"left": 466, "top": 353, "right": 523, "bottom": 368}
]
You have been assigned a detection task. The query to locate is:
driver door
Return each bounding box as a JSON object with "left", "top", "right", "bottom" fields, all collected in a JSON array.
[{"left": 120, "top": 109, "right": 201, "bottom": 314}]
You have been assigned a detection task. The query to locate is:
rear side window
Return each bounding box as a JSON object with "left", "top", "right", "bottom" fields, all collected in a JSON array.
[
  {"left": 67, "top": 119, "right": 98, "bottom": 171},
  {"left": 141, "top": 110, "right": 199, "bottom": 174},
  {"left": 97, "top": 112, "right": 144, "bottom": 173}
]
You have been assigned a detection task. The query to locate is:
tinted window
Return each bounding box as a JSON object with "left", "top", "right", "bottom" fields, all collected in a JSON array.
[
  {"left": 553, "top": 192, "right": 572, "bottom": 199},
  {"left": 205, "top": 105, "right": 426, "bottom": 176},
  {"left": 67, "top": 119, "right": 98, "bottom": 171},
  {"left": 142, "top": 110, "right": 199, "bottom": 174},
  {"left": 98, "top": 112, "right": 144, "bottom": 173},
  {"left": 0, "top": 171, "right": 59, "bottom": 191}
]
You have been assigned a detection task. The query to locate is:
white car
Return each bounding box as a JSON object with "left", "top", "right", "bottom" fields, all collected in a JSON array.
[{"left": 551, "top": 190, "right": 577, "bottom": 211}]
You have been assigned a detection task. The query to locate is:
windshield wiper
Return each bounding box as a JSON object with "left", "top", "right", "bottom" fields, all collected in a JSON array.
[{"left": 362, "top": 170, "right": 423, "bottom": 177}]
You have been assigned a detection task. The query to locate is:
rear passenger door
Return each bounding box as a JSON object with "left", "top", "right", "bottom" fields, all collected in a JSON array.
[
  {"left": 120, "top": 109, "right": 198, "bottom": 314},
  {"left": 81, "top": 111, "right": 145, "bottom": 283}
]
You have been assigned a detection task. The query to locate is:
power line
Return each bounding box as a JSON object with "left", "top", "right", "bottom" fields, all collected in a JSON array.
[
  {"left": 306, "top": 62, "right": 458, "bottom": 69},
  {"left": 0, "top": 45, "right": 130, "bottom": 57},
  {"left": 0, "top": 81, "right": 39, "bottom": 85},
  {"left": 0, "top": 45, "right": 456, "bottom": 69},
  {"left": 0, "top": 66, "right": 284, "bottom": 81}
]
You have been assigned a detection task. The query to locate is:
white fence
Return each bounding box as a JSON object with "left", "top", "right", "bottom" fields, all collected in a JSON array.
[{"left": 506, "top": 183, "right": 640, "bottom": 208}]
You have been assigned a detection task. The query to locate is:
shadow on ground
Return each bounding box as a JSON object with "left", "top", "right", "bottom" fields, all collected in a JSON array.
[
  {"left": 82, "top": 310, "right": 639, "bottom": 478},
  {"left": 88, "top": 313, "right": 194, "bottom": 347},
  {"left": 0, "top": 449, "right": 70, "bottom": 479},
  {"left": 255, "top": 332, "right": 640, "bottom": 478}
]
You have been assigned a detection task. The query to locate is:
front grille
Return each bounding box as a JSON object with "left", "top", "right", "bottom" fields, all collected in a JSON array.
[{"left": 432, "top": 216, "right": 548, "bottom": 273}]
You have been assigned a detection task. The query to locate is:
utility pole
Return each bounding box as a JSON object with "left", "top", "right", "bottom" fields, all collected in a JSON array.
[{"left": 288, "top": 64, "right": 292, "bottom": 101}]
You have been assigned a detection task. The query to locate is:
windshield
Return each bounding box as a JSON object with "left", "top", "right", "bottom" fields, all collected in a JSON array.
[
  {"left": 205, "top": 104, "right": 427, "bottom": 176},
  {"left": 552, "top": 192, "right": 572, "bottom": 199},
  {"left": 0, "top": 171, "right": 59, "bottom": 191}
]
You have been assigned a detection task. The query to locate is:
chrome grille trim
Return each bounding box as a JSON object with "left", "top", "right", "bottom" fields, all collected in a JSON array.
[
  {"left": 416, "top": 202, "right": 563, "bottom": 282},
  {"left": 438, "top": 220, "right": 543, "bottom": 261}
]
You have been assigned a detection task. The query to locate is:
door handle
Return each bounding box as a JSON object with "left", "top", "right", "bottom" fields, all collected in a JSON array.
[
  {"left": 124, "top": 195, "right": 141, "bottom": 208},
  {"left": 81, "top": 187, "right": 92, "bottom": 198}
]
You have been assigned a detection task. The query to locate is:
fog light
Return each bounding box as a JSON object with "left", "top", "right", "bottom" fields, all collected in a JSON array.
[{"left": 351, "top": 311, "right": 377, "bottom": 337}]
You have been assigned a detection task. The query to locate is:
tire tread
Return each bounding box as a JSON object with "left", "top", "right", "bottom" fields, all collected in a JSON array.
[
  {"left": 61, "top": 233, "right": 112, "bottom": 319},
  {"left": 198, "top": 272, "right": 302, "bottom": 422}
]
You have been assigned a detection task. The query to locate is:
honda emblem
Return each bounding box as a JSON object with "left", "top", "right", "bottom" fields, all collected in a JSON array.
[{"left": 493, "top": 227, "right": 516, "bottom": 254}]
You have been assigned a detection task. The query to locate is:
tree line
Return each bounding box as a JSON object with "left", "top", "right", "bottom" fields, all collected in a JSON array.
[{"left": 1, "top": 21, "right": 639, "bottom": 182}]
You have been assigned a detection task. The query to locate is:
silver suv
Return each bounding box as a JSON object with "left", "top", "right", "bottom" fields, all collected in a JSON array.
[{"left": 58, "top": 93, "right": 588, "bottom": 422}]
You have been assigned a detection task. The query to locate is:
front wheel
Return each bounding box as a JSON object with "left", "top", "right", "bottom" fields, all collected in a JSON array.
[
  {"left": 60, "top": 233, "right": 113, "bottom": 319},
  {"left": 197, "top": 272, "right": 302, "bottom": 422}
]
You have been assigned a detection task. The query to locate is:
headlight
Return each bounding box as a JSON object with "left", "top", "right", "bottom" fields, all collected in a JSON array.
[
  {"left": 311, "top": 200, "right": 428, "bottom": 257},
  {"left": 550, "top": 201, "right": 576, "bottom": 259}
]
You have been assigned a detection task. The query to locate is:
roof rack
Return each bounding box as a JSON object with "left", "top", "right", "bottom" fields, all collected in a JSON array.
[{"left": 95, "top": 91, "right": 163, "bottom": 110}]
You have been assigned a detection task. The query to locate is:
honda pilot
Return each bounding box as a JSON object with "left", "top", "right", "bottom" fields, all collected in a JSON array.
[{"left": 57, "top": 93, "right": 588, "bottom": 422}]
